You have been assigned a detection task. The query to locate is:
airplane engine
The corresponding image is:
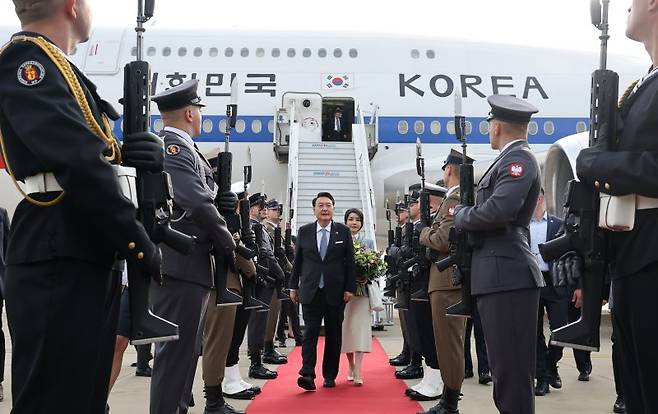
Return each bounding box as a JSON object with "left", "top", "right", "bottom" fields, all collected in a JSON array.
[{"left": 542, "top": 131, "right": 589, "bottom": 217}]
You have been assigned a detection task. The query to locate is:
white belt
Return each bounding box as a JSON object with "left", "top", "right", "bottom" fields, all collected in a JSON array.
[
  {"left": 24, "top": 166, "right": 138, "bottom": 207},
  {"left": 636, "top": 195, "right": 658, "bottom": 210}
]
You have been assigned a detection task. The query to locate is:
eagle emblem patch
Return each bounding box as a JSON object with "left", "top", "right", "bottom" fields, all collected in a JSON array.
[
  {"left": 509, "top": 163, "right": 524, "bottom": 178},
  {"left": 17, "top": 61, "right": 46, "bottom": 86},
  {"left": 166, "top": 144, "right": 181, "bottom": 156}
]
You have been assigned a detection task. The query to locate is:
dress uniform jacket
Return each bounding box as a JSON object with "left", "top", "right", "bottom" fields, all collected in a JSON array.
[{"left": 264, "top": 220, "right": 293, "bottom": 273}]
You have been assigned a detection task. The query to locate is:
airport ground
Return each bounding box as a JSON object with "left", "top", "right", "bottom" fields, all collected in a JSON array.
[{"left": 0, "top": 312, "right": 618, "bottom": 413}]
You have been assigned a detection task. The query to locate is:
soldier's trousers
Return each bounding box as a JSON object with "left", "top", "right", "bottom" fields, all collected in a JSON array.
[
  {"left": 612, "top": 264, "right": 658, "bottom": 414},
  {"left": 264, "top": 292, "right": 281, "bottom": 344},
  {"left": 477, "top": 288, "right": 540, "bottom": 414},
  {"left": 276, "top": 300, "right": 302, "bottom": 343},
  {"left": 409, "top": 299, "right": 439, "bottom": 369},
  {"left": 203, "top": 289, "right": 238, "bottom": 386},
  {"left": 464, "top": 306, "right": 489, "bottom": 375},
  {"left": 150, "top": 277, "right": 209, "bottom": 414},
  {"left": 227, "top": 305, "right": 253, "bottom": 367},
  {"left": 430, "top": 289, "right": 466, "bottom": 390},
  {"left": 6, "top": 259, "right": 120, "bottom": 414},
  {"left": 536, "top": 284, "right": 568, "bottom": 381}
]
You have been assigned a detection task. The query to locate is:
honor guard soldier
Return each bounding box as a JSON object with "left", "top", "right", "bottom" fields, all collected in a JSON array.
[
  {"left": 454, "top": 95, "right": 543, "bottom": 414},
  {"left": 574, "top": 3, "right": 658, "bottom": 411},
  {"left": 149, "top": 79, "right": 236, "bottom": 414},
  {"left": 419, "top": 149, "right": 475, "bottom": 414},
  {"left": 0, "top": 1, "right": 164, "bottom": 412}
]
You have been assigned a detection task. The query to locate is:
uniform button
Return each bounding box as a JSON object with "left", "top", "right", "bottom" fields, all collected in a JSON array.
[
  {"left": 594, "top": 181, "right": 600, "bottom": 189},
  {"left": 604, "top": 183, "right": 611, "bottom": 191},
  {"left": 137, "top": 252, "right": 145, "bottom": 260},
  {"left": 128, "top": 242, "right": 136, "bottom": 250}
]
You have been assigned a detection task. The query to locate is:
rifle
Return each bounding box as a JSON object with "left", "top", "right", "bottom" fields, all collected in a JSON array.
[
  {"left": 410, "top": 139, "right": 431, "bottom": 302},
  {"left": 273, "top": 215, "right": 291, "bottom": 301},
  {"left": 253, "top": 220, "right": 276, "bottom": 311},
  {"left": 436, "top": 92, "right": 475, "bottom": 318},
  {"left": 393, "top": 220, "right": 414, "bottom": 310},
  {"left": 284, "top": 184, "right": 295, "bottom": 262},
  {"left": 212, "top": 77, "right": 242, "bottom": 307},
  {"left": 122, "top": 0, "right": 193, "bottom": 344},
  {"left": 384, "top": 196, "right": 402, "bottom": 298},
  {"left": 538, "top": 0, "right": 615, "bottom": 351}
]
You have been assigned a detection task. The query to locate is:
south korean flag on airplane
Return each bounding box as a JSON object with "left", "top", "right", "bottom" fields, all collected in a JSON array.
[{"left": 323, "top": 74, "right": 353, "bottom": 90}]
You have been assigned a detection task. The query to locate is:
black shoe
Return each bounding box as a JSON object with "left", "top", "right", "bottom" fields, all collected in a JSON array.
[
  {"left": 135, "top": 365, "right": 152, "bottom": 377},
  {"left": 578, "top": 371, "right": 590, "bottom": 381},
  {"left": 263, "top": 342, "right": 288, "bottom": 364},
  {"left": 249, "top": 364, "right": 277, "bottom": 380},
  {"left": 218, "top": 402, "right": 245, "bottom": 414},
  {"left": 396, "top": 365, "right": 424, "bottom": 380},
  {"left": 613, "top": 396, "right": 626, "bottom": 413},
  {"left": 389, "top": 353, "right": 411, "bottom": 367},
  {"left": 550, "top": 369, "right": 562, "bottom": 389},
  {"left": 464, "top": 368, "right": 474, "bottom": 379},
  {"left": 250, "top": 386, "right": 262, "bottom": 395},
  {"left": 295, "top": 340, "right": 303, "bottom": 347},
  {"left": 276, "top": 339, "right": 287, "bottom": 348},
  {"left": 222, "top": 389, "right": 256, "bottom": 400},
  {"left": 478, "top": 372, "right": 492, "bottom": 385},
  {"left": 535, "top": 380, "right": 550, "bottom": 396},
  {"left": 408, "top": 389, "right": 441, "bottom": 401},
  {"left": 323, "top": 378, "right": 336, "bottom": 388},
  {"left": 418, "top": 386, "right": 460, "bottom": 414},
  {"left": 297, "top": 376, "right": 316, "bottom": 391}
]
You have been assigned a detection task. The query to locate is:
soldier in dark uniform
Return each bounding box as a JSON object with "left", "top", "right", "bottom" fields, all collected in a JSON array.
[
  {"left": 573, "top": 3, "right": 658, "bottom": 411},
  {"left": 454, "top": 95, "right": 544, "bottom": 414},
  {"left": 0, "top": 1, "right": 164, "bottom": 412},
  {"left": 149, "top": 80, "right": 236, "bottom": 414},
  {"left": 419, "top": 149, "right": 475, "bottom": 414}
]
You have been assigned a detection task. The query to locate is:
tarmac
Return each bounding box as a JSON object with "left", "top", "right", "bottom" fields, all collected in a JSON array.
[{"left": 0, "top": 312, "right": 619, "bottom": 413}]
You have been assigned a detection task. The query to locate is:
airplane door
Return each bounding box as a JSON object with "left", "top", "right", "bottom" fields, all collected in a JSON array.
[{"left": 83, "top": 28, "right": 127, "bottom": 75}]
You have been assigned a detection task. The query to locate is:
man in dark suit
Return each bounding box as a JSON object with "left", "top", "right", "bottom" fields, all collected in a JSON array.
[
  {"left": 324, "top": 107, "right": 347, "bottom": 141},
  {"left": 454, "top": 95, "right": 544, "bottom": 414},
  {"left": 530, "top": 189, "right": 567, "bottom": 396},
  {"left": 290, "top": 192, "right": 356, "bottom": 390}
]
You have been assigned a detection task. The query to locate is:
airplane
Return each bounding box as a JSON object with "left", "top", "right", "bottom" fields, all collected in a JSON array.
[{"left": 0, "top": 26, "right": 649, "bottom": 240}]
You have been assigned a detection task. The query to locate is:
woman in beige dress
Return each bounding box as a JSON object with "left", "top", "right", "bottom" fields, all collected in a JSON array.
[{"left": 341, "top": 208, "right": 374, "bottom": 385}]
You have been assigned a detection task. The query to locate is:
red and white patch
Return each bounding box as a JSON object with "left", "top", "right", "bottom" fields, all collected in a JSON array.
[
  {"left": 509, "top": 163, "right": 524, "bottom": 178},
  {"left": 17, "top": 60, "right": 45, "bottom": 86},
  {"left": 166, "top": 144, "right": 181, "bottom": 156},
  {"left": 448, "top": 207, "right": 455, "bottom": 216}
]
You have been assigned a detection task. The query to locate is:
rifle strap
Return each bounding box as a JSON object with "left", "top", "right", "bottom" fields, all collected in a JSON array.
[
  {"left": 0, "top": 35, "right": 120, "bottom": 207},
  {"left": 618, "top": 79, "right": 639, "bottom": 109}
]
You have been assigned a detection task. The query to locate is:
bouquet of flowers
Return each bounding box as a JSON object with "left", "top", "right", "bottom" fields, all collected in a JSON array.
[{"left": 353, "top": 241, "right": 387, "bottom": 296}]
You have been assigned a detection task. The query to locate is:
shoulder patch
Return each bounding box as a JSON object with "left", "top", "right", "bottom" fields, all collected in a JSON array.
[
  {"left": 509, "top": 163, "right": 524, "bottom": 178},
  {"left": 448, "top": 207, "right": 455, "bottom": 216},
  {"left": 17, "top": 61, "right": 46, "bottom": 86},
  {"left": 166, "top": 144, "right": 181, "bottom": 156}
]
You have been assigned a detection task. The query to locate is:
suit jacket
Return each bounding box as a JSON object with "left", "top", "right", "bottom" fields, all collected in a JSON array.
[
  {"left": 534, "top": 213, "right": 564, "bottom": 291},
  {"left": 420, "top": 190, "right": 460, "bottom": 292},
  {"left": 577, "top": 74, "right": 658, "bottom": 278},
  {"left": 0, "top": 207, "right": 9, "bottom": 297},
  {"left": 290, "top": 221, "right": 357, "bottom": 306},
  {"left": 323, "top": 117, "right": 347, "bottom": 141},
  {"left": 455, "top": 140, "right": 544, "bottom": 295},
  {"left": 160, "top": 129, "right": 232, "bottom": 288}
]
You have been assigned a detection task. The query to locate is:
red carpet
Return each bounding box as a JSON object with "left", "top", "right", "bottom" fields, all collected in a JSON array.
[{"left": 247, "top": 337, "right": 422, "bottom": 414}]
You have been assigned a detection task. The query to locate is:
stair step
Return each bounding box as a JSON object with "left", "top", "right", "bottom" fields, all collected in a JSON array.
[
  {"left": 299, "top": 153, "right": 356, "bottom": 161},
  {"left": 298, "top": 159, "right": 356, "bottom": 166},
  {"left": 298, "top": 165, "right": 357, "bottom": 173},
  {"left": 299, "top": 142, "right": 354, "bottom": 149}
]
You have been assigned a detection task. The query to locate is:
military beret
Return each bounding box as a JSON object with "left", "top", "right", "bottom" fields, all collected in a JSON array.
[
  {"left": 486, "top": 95, "right": 538, "bottom": 124},
  {"left": 442, "top": 148, "right": 475, "bottom": 170},
  {"left": 152, "top": 79, "right": 205, "bottom": 112}
]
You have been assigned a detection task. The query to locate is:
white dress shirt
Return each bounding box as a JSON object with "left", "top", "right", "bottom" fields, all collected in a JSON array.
[
  {"left": 446, "top": 185, "right": 459, "bottom": 198},
  {"left": 529, "top": 212, "right": 549, "bottom": 272},
  {"left": 164, "top": 126, "right": 194, "bottom": 150},
  {"left": 500, "top": 139, "right": 526, "bottom": 153}
]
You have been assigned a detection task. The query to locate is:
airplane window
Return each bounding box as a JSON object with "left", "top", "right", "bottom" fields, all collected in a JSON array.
[
  {"left": 576, "top": 121, "right": 587, "bottom": 133},
  {"left": 209, "top": 47, "right": 219, "bottom": 57},
  {"left": 268, "top": 119, "right": 275, "bottom": 134},
  {"left": 465, "top": 121, "right": 473, "bottom": 135},
  {"left": 287, "top": 48, "right": 296, "bottom": 58},
  {"left": 446, "top": 120, "right": 456, "bottom": 135},
  {"left": 236, "top": 119, "right": 246, "bottom": 134},
  {"left": 178, "top": 47, "right": 187, "bottom": 57},
  {"left": 272, "top": 48, "right": 281, "bottom": 57},
  {"left": 225, "top": 47, "right": 234, "bottom": 57},
  {"left": 202, "top": 119, "right": 213, "bottom": 133},
  {"left": 252, "top": 119, "right": 263, "bottom": 134},
  {"left": 544, "top": 121, "right": 555, "bottom": 135},
  {"left": 479, "top": 120, "right": 489, "bottom": 135},
  {"left": 162, "top": 47, "right": 171, "bottom": 57},
  {"left": 153, "top": 119, "right": 164, "bottom": 133},
  {"left": 256, "top": 48, "right": 265, "bottom": 57},
  {"left": 303, "top": 48, "right": 312, "bottom": 58},
  {"left": 241, "top": 48, "right": 249, "bottom": 57},
  {"left": 411, "top": 49, "right": 420, "bottom": 59},
  {"left": 219, "top": 119, "right": 227, "bottom": 132},
  {"left": 430, "top": 120, "right": 441, "bottom": 135},
  {"left": 398, "top": 120, "right": 409, "bottom": 135},
  {"left": 318, "top": 48, "right": 327, "bottom": 58},
  {"left": 194, "top": 47, "right": 203, "bottom": 57},
  {"left": 414, "top": 120, "right": 425, "bottom": 135},
  {"left": 349, "top": 48, "right": 358, "bottom": 58},
  {"left": 333, "top": 48, "right": 342, "bottom": 58},
  {"left": 426, "top": 50, "right": 436, "bottom": 59},
  {"left": 147, "top": 47, "right": 156, "bottom": 57},
  {"left": 131, "top": 47, "right": 137, "bottom": 57},
  {"left": 529, "top": 121, "right": 539, "bottom": 135}
]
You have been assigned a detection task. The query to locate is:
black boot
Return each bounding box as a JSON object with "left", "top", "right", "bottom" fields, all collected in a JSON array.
[
  {"left": 249, "top": 351, "right": 277, "bottom": 379},
  {"left": 263, "top": 341, "right": 288, "bottom": 364},
  {"left": 204, "top": 385, "right": 222, "bottom": 413}
]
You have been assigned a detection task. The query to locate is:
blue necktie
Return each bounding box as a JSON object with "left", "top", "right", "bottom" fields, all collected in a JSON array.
[{"left": 319, "top": 228, "right": 328, "bottom": 288}]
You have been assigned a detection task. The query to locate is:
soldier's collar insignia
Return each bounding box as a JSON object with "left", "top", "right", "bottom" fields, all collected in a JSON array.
[
  {"left": 17, "top": 60, "right": 46, "bottom": 86},
  {"left": 509, "top": 163, "right": 524, "bottom": 178},
  {"left": 166, "top": 144, "right": 181, "bottom": 156}
]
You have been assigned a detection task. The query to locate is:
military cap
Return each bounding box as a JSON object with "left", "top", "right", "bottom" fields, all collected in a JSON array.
[
  {"left": 408, "top": 190, "right": 420, "bottom": 204},
  {"left": 152, "top": 79, "right": 205, "bottom": 112},
  {"left": 249, "top": 192, "right": 265, "bottom": 207},
  {"left": 426, "top": 182, "right": 447, "bottom": 198},
  {"left": 486, "top": 95, "right": 538, "bottom": 124},
  {"left": 231, "top": 181, "right": 249, "bottom": 199},
  {"left": 442, "top": 148, "right": 475, "bottom": 170},
  {"left": 397, "top": 203, "right": 409, "bottom": 212},
  {"left": 265, "top": 198, "right": 280, "bottom": 209}
]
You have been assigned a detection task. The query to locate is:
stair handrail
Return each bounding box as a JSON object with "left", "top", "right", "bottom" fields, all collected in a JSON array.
[
  {"left": 352, "top": 122, "right": 377, "bottom": 251},
  {"left": 287, "top": 101, "right": 300, "bottom": 234}
]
